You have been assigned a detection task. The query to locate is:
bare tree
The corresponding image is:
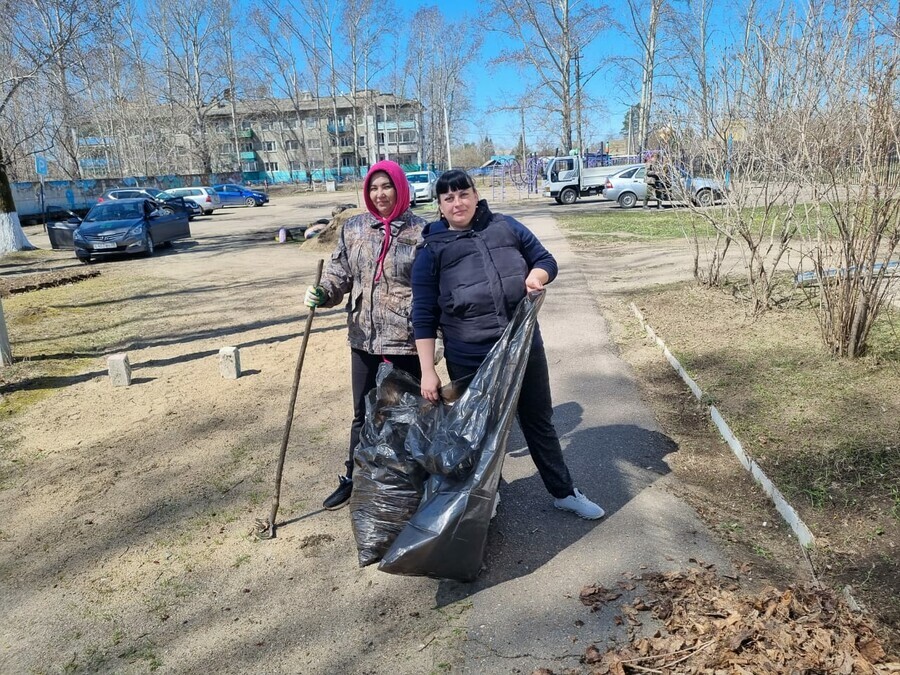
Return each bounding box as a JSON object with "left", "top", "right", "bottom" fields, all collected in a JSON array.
[
  {"left": 147, "top": 0, "right": 229, "bottom": 176},
  {"left": 249, "top": 10, "right": 318, "bottom": 179},
  {"left": 491, "top": 0, "right": 609, "bottom": 153},
  {"left": 340, "top": 0, "right": 378, "bottom": 181},
  {"left": 625, "top": 0, "right": 666, "bottom": 153},
  {"left": 663, "top": 0, "right": 899, "bottom": 358},
  {"left": 669, "top": 0, "right": 713, "bottom": 141},
  {"left": 1, "top": 0, "right": 92, "bottom": 255},
  {"left": 406, "top": 6, "right": 481, "bottom": 168},
  {"left": 803, "top": 8, "right": 900, "bottom": 357}
]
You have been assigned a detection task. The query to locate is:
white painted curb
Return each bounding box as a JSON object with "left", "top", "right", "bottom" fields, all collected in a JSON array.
[{"left": 630, "top": 302, "right": 815, "bottom": 549}]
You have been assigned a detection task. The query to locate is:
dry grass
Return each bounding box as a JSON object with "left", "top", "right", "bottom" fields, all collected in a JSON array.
[{"left": 630, "top": 280, "right": 900, "bottom": 643}]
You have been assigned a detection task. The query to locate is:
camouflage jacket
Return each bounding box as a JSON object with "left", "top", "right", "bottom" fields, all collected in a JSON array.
[{"left": 319, "top": 210, "right": 427, "bottom": 355}]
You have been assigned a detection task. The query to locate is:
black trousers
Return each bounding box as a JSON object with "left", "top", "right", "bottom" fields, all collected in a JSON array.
[
  {"left": 345, "top": 349, "right": 422, "bottom": 476},
  {"left": 446, "top": 346, "right": 575, "bottom": 499}
]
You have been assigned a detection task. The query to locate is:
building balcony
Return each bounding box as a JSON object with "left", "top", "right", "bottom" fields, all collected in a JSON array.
[
  {"left": 238, "top": 129, "right": 254, "bottom": 138},
  {"left": 376, "top": 120, "right": 416, "bottom": 131},
  {"left": 377, "top": 143, "right": 418, "bottom": 154},
  {"left": 239, "top": 151, "right": 257, "bottom": 160},
  {"left": 327, "top": 122, "right": 347, "bottom": 134}
]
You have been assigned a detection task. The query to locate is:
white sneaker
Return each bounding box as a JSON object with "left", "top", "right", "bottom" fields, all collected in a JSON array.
[
  {"left": 554, "top": 489, "right": 605, "bottom": 520},
  {"left": 491, "top": 492, "right": 500, "bottom": 520}
]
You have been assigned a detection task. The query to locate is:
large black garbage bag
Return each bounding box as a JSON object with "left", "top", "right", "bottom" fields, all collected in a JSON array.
[
  {"left": 348, "top": 365, "right": 428, "bottom": 566},
  {"left": 378, "top": 291, "right": 545, "bottom": 581}
]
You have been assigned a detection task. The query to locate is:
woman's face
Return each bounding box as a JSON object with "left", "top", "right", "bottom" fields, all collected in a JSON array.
[
  {"left": 368, "top": 171, "right": 396, "bottom": 218},
  {"left": 439, "top": 186, "right": 478, "bottom": 229}
]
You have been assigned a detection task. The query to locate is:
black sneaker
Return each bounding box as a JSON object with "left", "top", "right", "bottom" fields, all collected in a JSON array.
[{"left": 323, "top": 475, "right": 353, "bottom": 510}]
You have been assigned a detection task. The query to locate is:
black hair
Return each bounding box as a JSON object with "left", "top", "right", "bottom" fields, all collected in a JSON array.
[{"left": 435, "top": 169, "right": 477, "bottom": 197}]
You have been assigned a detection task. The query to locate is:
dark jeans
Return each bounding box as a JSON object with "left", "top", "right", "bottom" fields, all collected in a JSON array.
[
  {"left": 447, "top": 347, "right": 575, "bottom": 499},
  {"left": 345, "top": 349, "right": 422, "bottom": 477}
]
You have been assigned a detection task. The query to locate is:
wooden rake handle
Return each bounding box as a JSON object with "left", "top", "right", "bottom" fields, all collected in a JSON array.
[{"left": 258, "top": 258, "right": 324, "bottom": 539}]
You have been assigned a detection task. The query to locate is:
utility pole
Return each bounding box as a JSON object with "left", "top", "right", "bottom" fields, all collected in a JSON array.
[{"left": 574, "top": 51, "right": 584, "bottom": 154}]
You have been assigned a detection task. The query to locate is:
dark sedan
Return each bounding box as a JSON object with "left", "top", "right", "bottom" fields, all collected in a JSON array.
[
  {"left": 72, "top": 198, "right": 191, "bottom": 263},
  {"left": 212, "top": 183, "right": 269, "bottom": 207}
]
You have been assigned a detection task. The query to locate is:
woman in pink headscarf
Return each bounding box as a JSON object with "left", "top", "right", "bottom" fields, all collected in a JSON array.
[{"left": 304, "top": 161, "right": 426, "bottom": 510}]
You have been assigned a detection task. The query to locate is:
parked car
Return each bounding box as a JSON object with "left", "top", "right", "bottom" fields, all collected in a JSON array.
[
  {"left": 181, "top": 199, "right": 203, "bottom": 219},
  {"left": 212, "top": 183, "right": 269, "bottom": 207},
  {"left": 161, "top": 186, "right": 221, "bottom": 215},
  {"left": 600, "top": 165, "right": 649, "bottom": 209},
  {"left": 405, "top": 171, "right": 438, "bottom": 203},
  {"left": 99, "top": 187, "right": 195, "bottom": 219},
  {"left": 72, "top": 198, "right": 191, "bottom": 263},
  {"left": 602, "top": 164, "right": 726, "bottom": 209}
]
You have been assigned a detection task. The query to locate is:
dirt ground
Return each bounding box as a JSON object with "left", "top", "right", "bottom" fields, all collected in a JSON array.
[{"left": 0, "top": 191, "right": 895, "bottom": 673}]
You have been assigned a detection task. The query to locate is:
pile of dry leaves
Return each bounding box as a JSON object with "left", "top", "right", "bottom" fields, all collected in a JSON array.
[{"left": 534, "top": 562, "right": 900, "bottom": 675}]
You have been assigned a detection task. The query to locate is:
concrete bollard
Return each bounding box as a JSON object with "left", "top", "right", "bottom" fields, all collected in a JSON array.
[
  {"left": 107, "top": 353, "right": 132, "bottom": 387},
  {"left": 219, "top": 346, "right": 241, "bottom": 379}
]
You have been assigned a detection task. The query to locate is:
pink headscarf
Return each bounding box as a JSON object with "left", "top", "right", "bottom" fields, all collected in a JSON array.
[{"left": 362, "top": 160, "right": 411, "bottom": 282}]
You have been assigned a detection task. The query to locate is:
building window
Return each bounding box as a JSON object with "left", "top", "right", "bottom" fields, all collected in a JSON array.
[
  {"left": 263, "top": 141, "right": 277, "bottom": 152},
  {"left": 307, "top": 137, "right": 321, "bottom": 149},
  {"left": 380, "top": 130, "right": 418, "bottom": 146},
  {"left": 264, "top": 161, "right": 279, "bottom": 171},
  {"left": 241, "top": 120, "right": 252, "bottom": 130},
  {"left": 304, "top": 117, "right": 317, "bottom": 129},
  {"left": 219, "top": 143, "right": 233, "bottom": 154},
  {"left": 358, "top": 135, "right": 365, "bottom": 146},
  {"left": 260, "top": 119, "right": 273, "bottom": 131},
  {"left": 340, "top": 156, "right": 355, "bottom": 167},
  {"left": 242, "top": 161, "right": 258, "bottom": 171},
  {"left": 285, "top": 139, "right": 300, "bottom": 150},
  {"left": 240, "top": 142, "right": 253, "bottom": 152},
  {"left": 284, "top": 117, "right": 298, "bottom": 129},
  {"left": 340, "top": 136, "right": 353, "bottom": 147}
]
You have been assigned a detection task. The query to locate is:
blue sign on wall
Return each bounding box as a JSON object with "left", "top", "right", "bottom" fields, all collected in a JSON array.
[{"left": 35, "top": 156, "right": 48, "bottom": 176}]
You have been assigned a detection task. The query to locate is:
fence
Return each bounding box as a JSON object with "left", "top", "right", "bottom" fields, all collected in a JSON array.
[{"left": 13, "top": 163, "right": 440, "bottom": 221}]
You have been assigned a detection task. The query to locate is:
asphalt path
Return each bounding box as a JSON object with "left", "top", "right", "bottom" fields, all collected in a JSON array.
[{"left": 441, "top": 204, "right": 731, "bottom": 672}]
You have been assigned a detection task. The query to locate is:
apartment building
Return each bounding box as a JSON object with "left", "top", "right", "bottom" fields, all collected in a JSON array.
[
  {"left": 65, "top": 90, "right": 423, "bottom": 182},
  {"left": 192, "top": 90, "right": 424, "bottom": 181}
]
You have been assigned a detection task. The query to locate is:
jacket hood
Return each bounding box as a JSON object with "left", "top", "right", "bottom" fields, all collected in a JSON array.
[{"left": 363, "top": 160, "right": 410, "bottom": 225}]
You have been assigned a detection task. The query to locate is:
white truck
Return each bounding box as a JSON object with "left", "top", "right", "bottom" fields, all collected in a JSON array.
[{"left": 542, "top": 154, "right": 622, "bottom": 204}]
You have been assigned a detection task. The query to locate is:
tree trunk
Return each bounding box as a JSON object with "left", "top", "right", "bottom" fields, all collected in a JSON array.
[
  {"left": 638, "top": 0, "right": 661, "bottom": 153},
  {"left": 0, "top": 146, "right": 35, "bottom": 254},
  {"left": 0, "top": 298, "right": 12, "bottom": 366}
]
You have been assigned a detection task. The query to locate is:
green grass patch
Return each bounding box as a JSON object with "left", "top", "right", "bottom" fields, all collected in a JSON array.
[
  {"left": 557, "top": 208, "right": 694, "bottom": 242},
  {"left": 0, "top": 273, "right": 152, "bottom": 421},
  {"left": 556, "top": 202, "right": 844, "bottom": 245},
  {"left": 633, "top": 284, "right": 900, "bottom": 528}
]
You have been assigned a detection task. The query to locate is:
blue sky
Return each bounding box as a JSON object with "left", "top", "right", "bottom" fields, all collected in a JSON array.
[
  {"left": 392, "top": 0, "right": 743, "bottom": 153},
  {"left": 399, "top": 0, "right": 648, "bottom": 150}
]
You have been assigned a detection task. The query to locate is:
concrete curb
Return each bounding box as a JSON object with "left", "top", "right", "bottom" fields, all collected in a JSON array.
[{"left": 629, "top": 302, "right": 816, "bottom": 549}]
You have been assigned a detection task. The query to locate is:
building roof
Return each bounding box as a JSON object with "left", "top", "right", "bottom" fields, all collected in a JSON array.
[{"left": 204, "top": 91, "right": 421, "bottom": 118}]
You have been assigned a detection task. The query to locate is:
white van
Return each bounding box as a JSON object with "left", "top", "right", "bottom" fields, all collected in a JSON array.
[{"left": 162, "top": 187, "right": 222, "bottom": 215}]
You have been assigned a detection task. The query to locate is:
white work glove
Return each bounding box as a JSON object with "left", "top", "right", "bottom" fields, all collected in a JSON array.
[{"left": 304, "top": 285, "right": 326, "bottom": 308}]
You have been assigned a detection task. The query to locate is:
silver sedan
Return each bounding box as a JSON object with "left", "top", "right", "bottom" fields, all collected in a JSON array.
[{"left": 602, "top": 165, "right": 651, "bottom": 208}]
